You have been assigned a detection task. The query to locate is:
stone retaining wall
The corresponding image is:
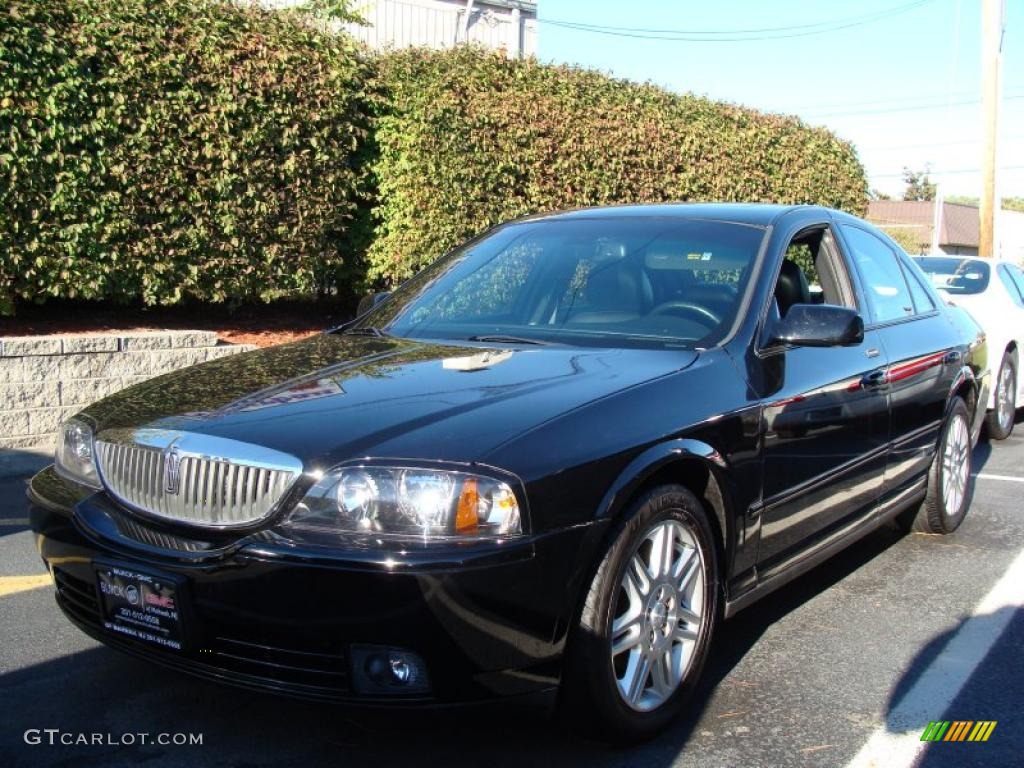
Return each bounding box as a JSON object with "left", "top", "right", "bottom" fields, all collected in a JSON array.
[{"left": 0, "top": 331, "right": 254, "bottom": 470}]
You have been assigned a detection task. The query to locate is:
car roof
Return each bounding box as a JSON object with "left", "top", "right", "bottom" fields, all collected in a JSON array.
[{"left": 518, "top": 202, "right": 837, "bottom": 227}]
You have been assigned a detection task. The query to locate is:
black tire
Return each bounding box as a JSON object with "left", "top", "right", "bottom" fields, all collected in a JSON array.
[
  {"left": 986, "top": 352, "right": 1017, "bottom": 441},
  {"left": 909, "top": 397, "right": 973, "bottom": 534},
  {"left": 559, "top": 485, "right": 719, "bottom": 743}
]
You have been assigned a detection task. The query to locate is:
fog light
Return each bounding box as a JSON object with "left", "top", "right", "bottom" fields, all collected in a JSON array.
[{"left": 351, "top": 644, "right": 430, "bottom": 695}]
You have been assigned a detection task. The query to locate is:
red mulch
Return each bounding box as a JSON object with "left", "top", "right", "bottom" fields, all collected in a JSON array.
[{"left": 0, "top": 300, "right": 355, "bottom": 349}]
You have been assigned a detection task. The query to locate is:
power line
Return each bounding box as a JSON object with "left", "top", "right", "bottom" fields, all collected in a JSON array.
[
  {"left": 862, "top": 133, "right": 1024, "bottom": 151},
  {"left": 870, "top": 165, "right": 1024, "bottom": 178},
  {"left": 804, "top": 93, "right": 1024, "bottom": 118},
  {"left": 781, "top": 88, "right": 988, "bottom": 111},
  {"left": 539, "top": 0, "right": 936, "bottom": 42}
]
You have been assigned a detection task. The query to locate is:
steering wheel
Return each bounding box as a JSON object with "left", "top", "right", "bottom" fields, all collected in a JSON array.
[{"left": 648, "top": 301, "right": 722, "bottom": 327}]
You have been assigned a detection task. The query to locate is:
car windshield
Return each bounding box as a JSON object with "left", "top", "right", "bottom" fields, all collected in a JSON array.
[
  {"left": 352, "top": 217, "right": 767, "bottom": 349},
  {"left": 914, "top": 256, "right": 991, "bottom": 295}
]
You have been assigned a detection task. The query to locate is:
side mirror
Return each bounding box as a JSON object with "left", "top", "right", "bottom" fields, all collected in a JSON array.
[
  {"left": 356, "top": 291, "right": 391, "bottom": 317},
  {"left": 769, "top": 303, "right": 864, "bottom": 348}
]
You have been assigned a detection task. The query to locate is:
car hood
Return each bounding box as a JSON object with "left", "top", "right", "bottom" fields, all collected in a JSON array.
[{"left": 81, "top": 333, "right": 698, "bottom": 469}]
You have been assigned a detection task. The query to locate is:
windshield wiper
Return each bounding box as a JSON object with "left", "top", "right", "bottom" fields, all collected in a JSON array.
[
  {"left": 342, "top": 326, "right": 386, "bottom": 338},
  {"left": 466, "top": 334, "right": 549, "bottom": 346}
]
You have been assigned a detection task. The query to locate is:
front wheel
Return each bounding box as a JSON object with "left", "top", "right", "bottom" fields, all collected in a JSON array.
[
  {"left": 908, "top": 397, "right": 973, "bottom": 534},
  {"left": 560, "top": 485, "right": 719, "bottom": 742},
  {"left": 986, "top": 352, "right": 1017, "bottom": 440}
]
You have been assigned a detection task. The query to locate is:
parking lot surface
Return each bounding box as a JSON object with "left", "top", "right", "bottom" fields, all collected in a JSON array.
[{"left": 1, "top": 422, "right": 1022, "bottom": 768}]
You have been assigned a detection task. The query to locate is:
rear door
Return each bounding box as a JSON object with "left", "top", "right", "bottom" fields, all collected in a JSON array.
[{"left": 836, "top": 224, "right": 961, "bottom": 498}]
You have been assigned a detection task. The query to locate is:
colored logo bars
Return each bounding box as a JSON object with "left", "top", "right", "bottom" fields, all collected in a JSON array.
[{"left": 921, "top": 721, "right": 997, "bottom": 742}]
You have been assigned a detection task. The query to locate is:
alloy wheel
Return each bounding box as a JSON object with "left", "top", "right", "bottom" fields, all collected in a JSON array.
[
  {"left": 997, "top": 362, "right": 1015, "bottom": 433},
  {"left": 941, "top": 411, "right": 970, "bottom": 517},
  {"left": 611, "top": 519, "right": 705, "bottom": 712}
]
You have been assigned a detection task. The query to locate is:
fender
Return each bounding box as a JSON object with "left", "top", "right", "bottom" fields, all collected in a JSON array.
[
  {"left": 552, "top": 438, "right": 732, "bottom": 647},
  {"left": 947, "top": 362, "right": 986, "bottom": 443},
  {"left": 946, "top": 362, "right": 975, "bottom": 402},
  {"left": 595, "top": 438, "right": 729, "bottom": 534}
]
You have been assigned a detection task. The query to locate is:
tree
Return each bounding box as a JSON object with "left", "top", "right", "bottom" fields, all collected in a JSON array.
[
  {"left": 868, "top": 188, "right": 892, "bottom": 201},
  {"left": 940, "top": 195, "right": 1024, "bottom": 213},
  {"left": 902, "top": 167, "right": 937, "bottom": 201}
]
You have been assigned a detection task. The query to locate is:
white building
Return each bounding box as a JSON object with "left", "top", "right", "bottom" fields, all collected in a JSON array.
[
  {"left": 345, "top": 0, "right": 537, "bottom": 57},
  {"left": 260, "top": 0, "right": 538, "bottom": 57}
]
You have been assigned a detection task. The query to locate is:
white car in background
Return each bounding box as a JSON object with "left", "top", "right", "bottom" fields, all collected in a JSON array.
[{"left": 915, "top": 256, "right": 1024, "bottom": 439}]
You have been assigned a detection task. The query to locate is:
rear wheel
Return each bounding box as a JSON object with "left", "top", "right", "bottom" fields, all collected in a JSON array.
[
  {"left": 986, "top": 352, "right": 1017, "bottom": 440},
  {"left": 909, "top": 397, "right": 972, "bottom": 534},
  {"left": 560, "top": 485, "right": 719, "bottom": 743}
]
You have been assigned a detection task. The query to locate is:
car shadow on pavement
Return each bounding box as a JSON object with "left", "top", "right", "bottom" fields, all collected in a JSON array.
[{"left": 883, "top": 605, "right": 1022, "bottom": 768}]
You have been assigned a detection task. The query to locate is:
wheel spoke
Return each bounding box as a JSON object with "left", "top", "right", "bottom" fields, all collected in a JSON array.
[
  {"left": 676, "top": 549, "right": 700, "bottom": 592},
  {"left": 623, "top": 651, "right": 651, "bottom": 705},
  {"left": 611, "top": 613, "right": 643, "bottom": 656},
  {"left": 628, "top": 554, "right": 652, "bottom": 597},
  {"left": 650, "top": 651, "right": 673, "bottom": 696},
  {"left": 648, "top": 524, "right": 675, "bottom": 579},
  {"left": 677, "top": 604, "right": 701, "bottom": 625},
  {"left": 673, "top": 621, "right": 699, "bottom": 643}
]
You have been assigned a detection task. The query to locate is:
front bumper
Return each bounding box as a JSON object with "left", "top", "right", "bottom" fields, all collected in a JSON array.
[{"left": 29, "top": 467, "right": 592, "bottom": 705}]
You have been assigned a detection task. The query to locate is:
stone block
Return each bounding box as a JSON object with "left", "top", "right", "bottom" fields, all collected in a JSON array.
[
  {"left": 61, "top": 335, "right": 120, "bottom": 354},
  {"left": 0, "top": 336, "right": 63, "bottom": 357},
  {"left": 0, "top": 409, "right": 31, "bottom": 436},
  {"left": 0, "top": 382, "right": 60, "bottom": 410},
  {"left": 60, "top": 377, "right": 128, "bottom": 406},
  {"left": 120, "top": 332, "right": 173, "bottom": 351}
]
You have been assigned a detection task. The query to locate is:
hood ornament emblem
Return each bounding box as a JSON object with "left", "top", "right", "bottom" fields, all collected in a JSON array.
[{"left": 163, "top": 446, "right": 182, "bottom": 495}]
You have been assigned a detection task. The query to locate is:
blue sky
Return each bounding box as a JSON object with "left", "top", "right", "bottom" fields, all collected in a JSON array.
[{"left": 536, "top": 0, "right": 1023, "bottom": 199}]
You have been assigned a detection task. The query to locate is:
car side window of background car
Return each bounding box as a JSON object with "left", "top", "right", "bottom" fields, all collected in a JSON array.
[
  {"left": 996, "top": 265, "right": 1024, "bottom": 308},
  {"left": 839, "top": 224, "right": 914, "bottom": 324},
  {"left": 1006, "top": 264, "right": 1024, "bottom": 305}
]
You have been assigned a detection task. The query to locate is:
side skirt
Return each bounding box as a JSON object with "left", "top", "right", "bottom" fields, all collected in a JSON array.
[{"left": 723, "top": 477, "right": 927, "bottom": 618}]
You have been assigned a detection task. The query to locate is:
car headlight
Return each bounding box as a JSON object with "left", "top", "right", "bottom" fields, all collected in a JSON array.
[
  {"left": 289, "top": 466, "right": 523, "bottom": 539},
  {"left": 54, "top": 418, "right": 101, "bottom": 489}
]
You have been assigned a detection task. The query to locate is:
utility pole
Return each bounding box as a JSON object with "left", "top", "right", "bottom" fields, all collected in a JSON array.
[
  {"left": 980, "top": 0, "right": 1005, "bottom": 258},
  {"left": 931, "top": 186, "right": 944, "bottom": 255}
]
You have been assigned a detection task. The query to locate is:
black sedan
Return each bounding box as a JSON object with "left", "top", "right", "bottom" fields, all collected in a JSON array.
[{"left": 30, "top": 204, "right": 989, "bottom": 741}]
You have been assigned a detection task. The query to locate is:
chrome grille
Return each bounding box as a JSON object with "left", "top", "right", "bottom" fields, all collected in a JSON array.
[{"left": 94, "top": 429, "right": 303, "bottom": 528}]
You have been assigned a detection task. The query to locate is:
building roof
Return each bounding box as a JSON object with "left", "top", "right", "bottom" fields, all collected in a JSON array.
[{"left": 867, "top": 200, "right": 979, "bottom": 248}]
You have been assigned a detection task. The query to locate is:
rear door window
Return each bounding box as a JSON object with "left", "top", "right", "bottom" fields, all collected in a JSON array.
[
  {"left": 839, "top": 225, "right": 914, "bottom": 324},
  {"left": 898, "top": 254, "right": 936, "bottom": 313}
]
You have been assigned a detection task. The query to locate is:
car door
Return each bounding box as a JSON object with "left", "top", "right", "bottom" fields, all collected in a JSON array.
[
  {"left": 837, "top": 224, "right": 961, "bottom": 498},
  {"left": 755, "top": 221, "right": 890, "bottom": 574}
]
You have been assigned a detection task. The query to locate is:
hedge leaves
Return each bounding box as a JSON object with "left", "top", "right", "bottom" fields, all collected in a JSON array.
[
  {"left": 368, "top": 48, "right": 867, "bottom": 282},
  {"left": 1, "top": 1, "right": 867, "bottom": 308},
  {"left": 1, "top": 0, "right": 371, "bottom": 308}
]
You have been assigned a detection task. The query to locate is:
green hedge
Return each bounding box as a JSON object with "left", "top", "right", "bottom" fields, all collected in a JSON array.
[
  {"left": 368, "top": 47, "right": 867, "bottom": 283},
  {"left": 2, "top": 4, "right": 868, "bottom": 309},
  {"left": 0, "top": 0, "right": 371, "bottom": 308}
]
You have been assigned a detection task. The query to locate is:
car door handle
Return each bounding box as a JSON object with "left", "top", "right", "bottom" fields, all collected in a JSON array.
[
  {"left": 865, "top": 347, "right": 881, "bottom": 359},
  {"left": 861, "top": 369, "right": 888, "bottom": 390}
]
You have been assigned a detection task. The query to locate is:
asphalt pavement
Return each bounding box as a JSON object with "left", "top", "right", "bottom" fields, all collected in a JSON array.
[{"left": 1, "top": 421, "right": 1022, "bottom": 768}]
